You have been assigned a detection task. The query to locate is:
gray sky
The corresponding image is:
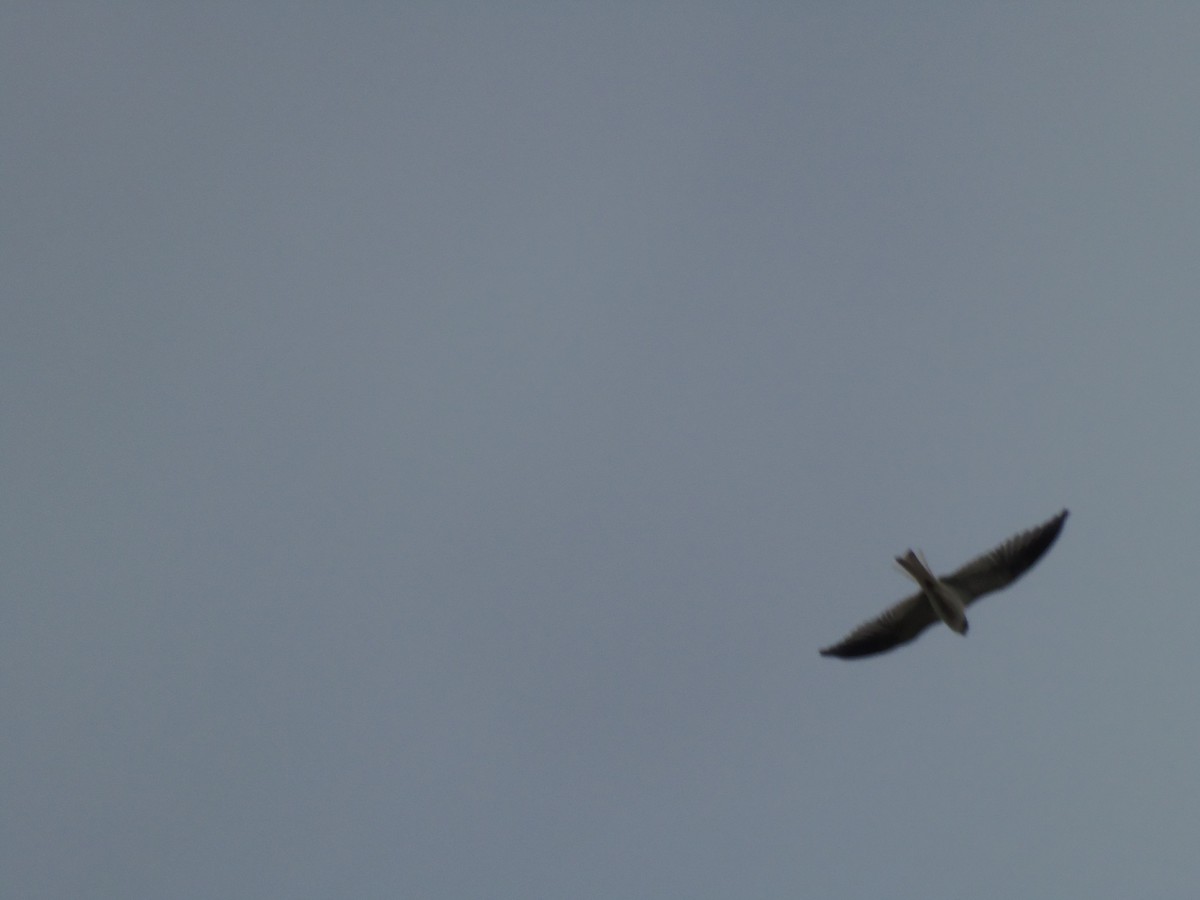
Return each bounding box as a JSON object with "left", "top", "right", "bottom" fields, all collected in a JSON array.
[{"left": 6, "top": 5, "right": 1200, "bottom": 898}]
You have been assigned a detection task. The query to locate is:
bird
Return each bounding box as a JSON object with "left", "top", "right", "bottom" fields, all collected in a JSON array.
[{"left": 819, "top": 509, "right": 1068, "bottom": 659}]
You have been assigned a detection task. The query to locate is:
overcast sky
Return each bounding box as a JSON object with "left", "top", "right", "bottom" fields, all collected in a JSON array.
[{"left": 6, "top": 5, "right": 1200, "bottom": 898}]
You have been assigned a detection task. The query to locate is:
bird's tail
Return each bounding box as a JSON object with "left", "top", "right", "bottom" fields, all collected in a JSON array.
[{"left": 895, "top": 549, "right": 936, "bottom": 589}]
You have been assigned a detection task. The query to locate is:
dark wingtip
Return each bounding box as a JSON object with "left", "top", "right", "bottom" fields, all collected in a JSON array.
[
  {"left": 1030, "top": 508, "right": 1069, "bottom": 542},
  {"left": 1044, "top": 508, "right": 1069, "bottom": 540},
  {"left": 1007, "top": 509, "right": 1069, "bottom": 576}
]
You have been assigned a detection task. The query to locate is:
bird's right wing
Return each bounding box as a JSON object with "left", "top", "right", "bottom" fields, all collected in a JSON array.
[
  {"left": 819, "top": 592, "right": 937, "bottom": 659},
  {"left": 943, "top": 509, "right": 1068, "bottom": 604}
]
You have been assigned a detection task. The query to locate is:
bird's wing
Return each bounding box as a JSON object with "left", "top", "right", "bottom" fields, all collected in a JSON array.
[
  {"left": 819, "top": 592, "right": 938, "bottom": 659},
  {"left": 942, "top": 509, "right": 1068, "bottom": 604}
]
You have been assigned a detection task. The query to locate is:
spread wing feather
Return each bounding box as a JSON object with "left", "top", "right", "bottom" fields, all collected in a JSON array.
[
  {"left": 818, "top": 593, "right": 937, "bottom": 658},
  {"left": 943, "top": 509, "right": 1068, "bottom": 603}
]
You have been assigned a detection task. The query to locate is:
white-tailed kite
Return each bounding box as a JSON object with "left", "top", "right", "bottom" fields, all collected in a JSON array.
[{"left": 820, "top": 510, "right": 1068, "bottom": 659}]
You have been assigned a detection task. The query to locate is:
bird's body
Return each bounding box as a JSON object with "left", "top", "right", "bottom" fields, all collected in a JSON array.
[
  {"left": 820, "top": 509, "right": 1068, "bottom": 659},
  {"left": 894, "top": 549, "right": 969, "bottom": 635}
]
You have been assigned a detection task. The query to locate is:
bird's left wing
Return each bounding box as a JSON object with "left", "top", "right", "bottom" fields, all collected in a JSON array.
[{"left": 819, "top": 592, "right": 937, "bottom": 659}]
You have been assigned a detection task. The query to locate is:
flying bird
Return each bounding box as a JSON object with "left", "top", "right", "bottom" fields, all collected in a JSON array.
[{"left": 820, "top": 509, "right": 1068, "bottom": 659}]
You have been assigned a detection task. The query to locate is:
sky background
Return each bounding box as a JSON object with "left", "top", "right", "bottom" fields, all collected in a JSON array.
[{"left": 5, "top": 5, "right": 1200, "bottom": 898}]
